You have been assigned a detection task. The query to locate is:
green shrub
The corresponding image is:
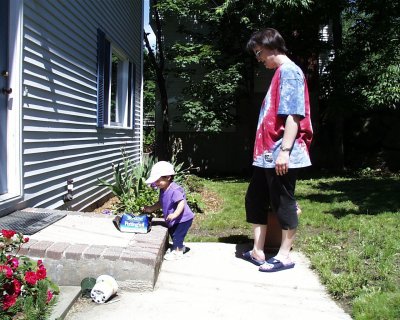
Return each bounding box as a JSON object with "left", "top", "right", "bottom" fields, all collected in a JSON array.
[
  {"left": 98, "top": 148, "right": 158, "bottom": 214},
  {"left": 143, "top": 127, "right": 155, "bottom": 154}
]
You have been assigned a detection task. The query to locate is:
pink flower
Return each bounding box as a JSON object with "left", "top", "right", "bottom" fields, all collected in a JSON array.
[
  {"left": 0, "top": 265, "right": 13, "bottom": 278},
  {"left": 2, "top": 294, "right": 17, "bottom": 310},
  {"left": 36, "top": 267, "right": 47, "bottom": 280},
  {"left": 46, "top": 290, "right": 54, "bottom": 304},
  {"left": 1, "top": 229, "right": 16, "bottom": 239},
  {"left": 37, "top": 260, "right": 43, "bottom": 267},
  {"left": 24, "top": 271, "right": 38, "bottom": 285},
  {"left": 7, "top": 256, "right": 19, "bottom": 270}
]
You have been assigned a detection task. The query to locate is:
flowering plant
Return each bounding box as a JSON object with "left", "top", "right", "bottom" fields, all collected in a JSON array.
[{"left": 0, "top": 229, "right": 59, "bottom": 320}]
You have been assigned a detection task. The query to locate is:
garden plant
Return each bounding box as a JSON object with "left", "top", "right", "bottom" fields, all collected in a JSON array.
[
  {"left": 98, "top": 143, "right": 204, "bottom": 216},
  {"left": 0, "top": 229, "right": 59, "bottom": 320}
]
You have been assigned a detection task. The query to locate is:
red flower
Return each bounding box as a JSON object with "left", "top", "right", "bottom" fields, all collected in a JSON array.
[
  {"left": 0, "top": 265, "right": 13, "bottom": 278},
  {"left": 46, "top": 290, "right": 54, "bottom": 304},
  {"left": 24, "top": 271, "right": 38, "bottom": 285},
  {"left": 36, "top": 267, "right": 47, "bottom": 280},
  {"left": 2, "top": 294, "right": 17, "bottom": 310},
  {"left": 3, "top": 279, "right": 21, "bottom": 296},
  {"left": 24, "top": 237, "right": 29, "bottom": 243},
  {"left": 13, "top": 279, "right": 21, "bottom": 295},
  {"left": 1, "top": 229, "right": 16, "bottom": 239},
  {"left": 3, "top": 282, "right": 14, "bottom": 295}
]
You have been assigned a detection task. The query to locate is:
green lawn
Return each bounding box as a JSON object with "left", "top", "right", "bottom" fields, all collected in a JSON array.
[{"left": 187, "top": 175, "right": 400, "bottom": 320}]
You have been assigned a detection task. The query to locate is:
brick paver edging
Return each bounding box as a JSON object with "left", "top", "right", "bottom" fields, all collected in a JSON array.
[{"left": 19, "top": 217, "right": 169, "bottom": 291}]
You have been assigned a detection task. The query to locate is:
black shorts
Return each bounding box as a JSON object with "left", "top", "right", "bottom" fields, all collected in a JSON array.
[{"left": 245, "top": 166, "right": 298, "bottom": 230}]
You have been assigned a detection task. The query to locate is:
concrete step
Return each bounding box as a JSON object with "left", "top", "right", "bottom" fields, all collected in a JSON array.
[
  {"left": 50, "top": 286, "right": 81, "bottom": 320},
  {"left": 19, "top": 209, "right": 169, "bottom": 291}
]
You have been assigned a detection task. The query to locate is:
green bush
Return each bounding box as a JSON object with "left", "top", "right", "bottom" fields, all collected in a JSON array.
[
  {"left": 98, "top": 148, "right": 158, "bottom": 214},
  {"left": 99, "top": 143, "right": 204, "bottom": 215},
  {"left": 143, "top": 127, "right": 155, "bottom": 154}
]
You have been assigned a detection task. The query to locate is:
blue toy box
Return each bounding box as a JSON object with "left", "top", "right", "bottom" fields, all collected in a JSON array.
[{"left": 118, "top": 213, "right": 151, "bottom": 233}]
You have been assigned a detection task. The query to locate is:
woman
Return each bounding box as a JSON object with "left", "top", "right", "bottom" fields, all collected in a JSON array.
[{"left": 242, "top": 28, "right": 313, "bottom": 272}]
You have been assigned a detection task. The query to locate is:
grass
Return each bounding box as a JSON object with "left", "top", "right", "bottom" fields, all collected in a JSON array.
[{"left": 187, "top": 175, "right": 400, "bottom": 320}]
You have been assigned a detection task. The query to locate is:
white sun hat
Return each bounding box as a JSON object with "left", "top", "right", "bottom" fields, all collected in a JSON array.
[{"left": 145, "top": 161, "right": 176, "bottom": 184}]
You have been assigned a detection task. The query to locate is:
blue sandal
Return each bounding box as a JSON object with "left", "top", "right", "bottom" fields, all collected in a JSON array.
[
  {"left": 242, "top": 251, "right": 265, "bottom": 266},
  {"left": 259, "top": 257, "right": 295, "bottom": 272}
]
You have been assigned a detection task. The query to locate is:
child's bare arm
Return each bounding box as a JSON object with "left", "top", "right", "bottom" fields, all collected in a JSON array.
[
  {"left": 142, "top": 201, "right": 161, "bottom": 213},
  {"left": 166, "top": 200, "right": 185, "bottom": 221}
]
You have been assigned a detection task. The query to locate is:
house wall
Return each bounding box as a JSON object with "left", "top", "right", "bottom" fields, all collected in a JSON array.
[{"left": 0, "top": 0, "right": 143, "bottom": 215}]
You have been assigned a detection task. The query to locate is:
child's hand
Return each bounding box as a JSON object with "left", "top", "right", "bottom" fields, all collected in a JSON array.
[
  {"left": 142, "top": 206, "right": 151, "bottom": 213},
  {"left": 166, "top": 213, "right": 177, "bottom": 221}
]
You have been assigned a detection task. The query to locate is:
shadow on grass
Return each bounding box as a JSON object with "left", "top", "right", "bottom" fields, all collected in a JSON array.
[
  {"left": 299, "top": 177, "right": 400, "bottom": 218},
  {"left": 218, "top": 234, "right": 252, "bottom": 244},
  {"left": 202, "top": 175, "right": 249, "bottom": 183}
]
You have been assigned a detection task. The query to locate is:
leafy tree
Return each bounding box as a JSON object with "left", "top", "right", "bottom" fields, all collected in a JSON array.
[
  {"left": 154, "top": 0, "right": 313, "bottom": 132},
  {"left": 143, "top": 51, "right": 156, "bottom": 117},
  {"left": 318, "top": 0, "right": 400, "bottom": 170},
  {"left": 145, "top": 0, "right": 400, "bottom": 171},
  {"left": 340, "top": 0, "right": 400, "bottom": 109}
]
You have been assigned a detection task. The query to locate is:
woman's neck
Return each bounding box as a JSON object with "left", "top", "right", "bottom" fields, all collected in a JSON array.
[{"left": 274, "top": 54, "right": 290, "bottom": 68}]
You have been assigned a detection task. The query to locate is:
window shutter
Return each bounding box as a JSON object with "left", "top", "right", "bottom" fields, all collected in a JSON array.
[{"left": 96, "top": 29, "right": 110, "bottom": 127}]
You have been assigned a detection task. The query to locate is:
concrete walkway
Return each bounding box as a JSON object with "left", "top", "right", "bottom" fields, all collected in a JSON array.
[{"left": 64, "top": 242, "right": 352, "bottom": 320}]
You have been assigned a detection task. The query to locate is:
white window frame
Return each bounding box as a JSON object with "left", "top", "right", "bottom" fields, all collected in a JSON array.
[
  {"left": 97, "top": 29, "right": 134, "bottom": 130},
  {"left": 109, "top": 47, "right": 130, "bottom": 128}
]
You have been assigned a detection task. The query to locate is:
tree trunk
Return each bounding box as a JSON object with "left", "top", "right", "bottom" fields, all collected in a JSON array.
[
  {"left": 330, "top": 4, "right": 345, "bottom": 170},
  {"left": 143, "top": 0, "right": 171, "bottom": 161}
]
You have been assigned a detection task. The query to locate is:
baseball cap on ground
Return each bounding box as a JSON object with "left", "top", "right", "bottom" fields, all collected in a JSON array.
[{"left": 145, "top": 161, "right": 176, "bottom": 184}]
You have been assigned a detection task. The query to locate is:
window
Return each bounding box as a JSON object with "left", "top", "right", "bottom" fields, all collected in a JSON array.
[{"left": 97, "top": 29, "right": 135, "bottom": 128}]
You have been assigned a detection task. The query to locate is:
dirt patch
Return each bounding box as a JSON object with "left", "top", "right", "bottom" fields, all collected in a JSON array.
[
  {"left": 199, "top": 187, "right": 223, "bottom": 213},
  {"left": 92, "top": 196, "right": 119, "bottom": 214}
]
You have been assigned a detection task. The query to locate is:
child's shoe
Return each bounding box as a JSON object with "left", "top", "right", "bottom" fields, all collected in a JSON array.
[
  {"left": 164, "top": 250, "right": 183, "bottom": 261},
  {"left": 296, "top": 202, "right": 302, "bottom": 215}
]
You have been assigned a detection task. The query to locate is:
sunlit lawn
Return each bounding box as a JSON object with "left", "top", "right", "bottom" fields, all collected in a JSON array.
[{"left": 187, "top": 175, "right": 400, "bottom": 320}]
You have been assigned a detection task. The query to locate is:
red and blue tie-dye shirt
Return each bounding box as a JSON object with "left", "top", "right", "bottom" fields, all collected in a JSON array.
[{"left": 253, "top": 61, "right": 313, "bottom": 169}]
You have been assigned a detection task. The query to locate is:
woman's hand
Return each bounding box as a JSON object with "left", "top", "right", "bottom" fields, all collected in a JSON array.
[{"left": 275, "top": 151, "right": 290, "bottom": 176}]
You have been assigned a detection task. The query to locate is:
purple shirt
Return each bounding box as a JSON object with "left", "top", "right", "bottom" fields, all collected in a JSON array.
[{"left": 159, "top": 182, "right": 194, "bottom": 228}]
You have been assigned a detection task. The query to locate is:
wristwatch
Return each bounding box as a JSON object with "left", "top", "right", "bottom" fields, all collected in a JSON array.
[{"left": 280, "top": 145, "right": 291, "bottom": 152}]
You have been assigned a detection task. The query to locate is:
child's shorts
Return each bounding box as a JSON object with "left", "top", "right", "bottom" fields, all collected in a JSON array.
[{"left": 245, "top": 166, "right": 298, "bottom": 230}]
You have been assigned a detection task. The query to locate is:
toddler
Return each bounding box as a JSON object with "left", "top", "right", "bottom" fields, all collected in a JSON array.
[{"left": 143, "top": 161, "right": 194, "bottom": 261}]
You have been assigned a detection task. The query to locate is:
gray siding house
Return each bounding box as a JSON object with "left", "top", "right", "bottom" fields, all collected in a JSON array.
[{"left": 0, "top": 0, "right": 144, "bottom": 216}]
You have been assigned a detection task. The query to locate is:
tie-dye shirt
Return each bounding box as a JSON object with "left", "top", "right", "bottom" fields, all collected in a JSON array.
[{"left": 253, "top": 61, "right": 313, "bottom": 169}]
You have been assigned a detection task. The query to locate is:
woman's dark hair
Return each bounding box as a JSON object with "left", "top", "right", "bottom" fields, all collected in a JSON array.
[{"left": 246, "top": 28, "right": 288, "bottom": 54}]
